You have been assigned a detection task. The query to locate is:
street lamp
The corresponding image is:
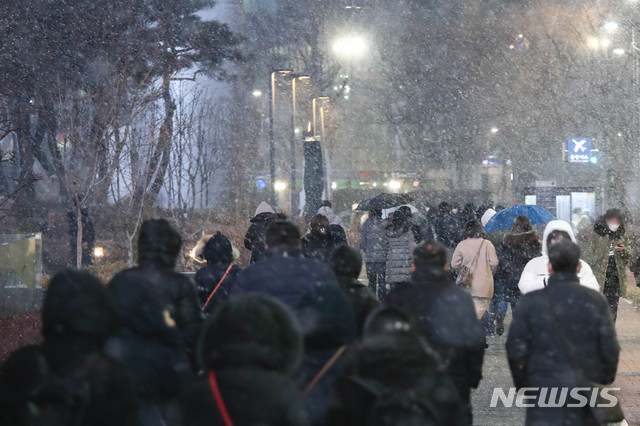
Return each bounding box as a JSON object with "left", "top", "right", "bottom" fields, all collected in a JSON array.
[
  {"left": 604, "top": 21, "right": 619, "bottom": 34},
  {"left": 333, "top": 36, "right": 367, "bottom": 58},
  {"left": 252, "top": 90, "right": 262, "bottom": 97},
  {"left": 491, "top": 127, "right": 499, "bottom": 134},
  {"left": 613, "top": 48, "right": 626, "bottom": 56},
  {"left": 269, "top": 70, "right": 292, "bottom": 207}
]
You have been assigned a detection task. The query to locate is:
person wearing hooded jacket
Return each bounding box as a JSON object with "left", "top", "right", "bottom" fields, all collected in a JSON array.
[
  {"left": 584, "top": 209, "right": 631, "bottom": 322},
  {"left": 519, "top": 220, "right": 600, "bottom": 295},
  {"left": 0, "top": 270, "right": 140, "bottom": 426},
  {"left": 179, "top": 294, "right": 310, "bottom": 426},
  {"left": 295, "top": 279, "right": 357, "bottom": 426},
  {"left": 244, "top": 201, "right": 282, "bottom": 264},
  {"left": 302, "top": 214, "right": 346, "bottom": 263},
  {"left": 194, "top": 232, "right": 241, "bottom": 315},
  {"left": 106, "top": 274, "right": 192, "bottom": 426},
  {"left": 387, "top": 242, "right": 485, "bottom": 425},
  {"left": 328, "top": 245, "right": 380, "bottom": 335},
  {"left": 326, "top": 305, "right": 466, "bottom": 426},
  {"left": 112, "top": 219, "right": 203, "bottom": 364}
]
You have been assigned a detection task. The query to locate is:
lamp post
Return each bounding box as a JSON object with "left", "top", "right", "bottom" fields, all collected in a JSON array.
[{"left": 269, "top": 70, "right": 292, "bottom": 207}]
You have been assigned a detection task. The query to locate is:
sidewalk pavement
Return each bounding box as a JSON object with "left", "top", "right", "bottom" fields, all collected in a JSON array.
[{"left": 472, "top": 298, "right": 640, "bottom": 425}]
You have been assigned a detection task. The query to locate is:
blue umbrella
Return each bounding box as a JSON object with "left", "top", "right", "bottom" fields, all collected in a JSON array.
[{"left": 484, "top": 205, "right": 556, "bottom": 233}]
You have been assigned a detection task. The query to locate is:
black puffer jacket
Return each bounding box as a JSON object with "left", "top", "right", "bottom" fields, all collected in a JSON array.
[
  {"left": 244, "top": 212, "right": 281, "bottom": 263},
  {"left": 327, "top": 309, "right": 465, "bottom": 426},
  {"left": 302, "top": 231, "right": 345, "bottom": 263},
  {"left": 0, "top": 270, "right": 140, "bottom": 426},
  {"left": 295, "top": 283, "right": 357, "bottom": 426},
  {"left": 106, "top": 274, "right": 192, "bottom": 426},
  {"left": 180, "top": 294, "right": 310, "bottom": 426},
  {"left": 112, "top": 219, "right": 203, "bottom": 360},
  {"left": 507, "top": 272, "right": 620, "bottom": 426},
  {"left": 387, "top": 268, "right": 485, "bottom": 423},
  {"left": 195, "top": 232, "right": 241, "bottom": 315}
]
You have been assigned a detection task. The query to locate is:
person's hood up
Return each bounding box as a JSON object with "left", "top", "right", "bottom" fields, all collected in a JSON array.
[
  {"left": 42, "top": 270, "right": 118, "bottom": 341},
  {"left": 199, "top": 294, "right": 303, "bottom": 376},
  {"left": 318, "top": 206, "right": 344, "bottom": 227},
  {"left": 254, "top": 201, "right": 275, "bottom": 216},
  {"left": 297, "top": 282, "right": 357, "bottom": 349},
  {"left": 138, "top": 219, "right": 182, "bottom": 268},
  {"left": 203, "top": 232, "right": 234, "bottom": 264},
  {"left": 541, "top": 220, "right": 576, "bottom": 256},
  {"left": 481, "top": 209, "right": 496, "bottom": 227},
  {"left": 108, "top": 273, "right": 171, "bottom": 338},
  {"left": 503, "top": 230, "right": 540, "bottom": 247}
]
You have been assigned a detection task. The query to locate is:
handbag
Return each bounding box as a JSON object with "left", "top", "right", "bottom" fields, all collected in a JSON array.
[
  {"left": 456, "top": 240, "right": 485, "bottom": 287},
  {"left": 543, "top": 287, "right": 624, "bottom": 424},
  {"left": 202, "top": 263, "right": 234, "bottom": 311},
  {"left": 208, "top": 371, "right": 234, "bottom": 426}
]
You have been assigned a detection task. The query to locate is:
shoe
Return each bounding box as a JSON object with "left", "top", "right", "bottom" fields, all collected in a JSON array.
[{"left": 496, "top": 318, "right": 505, "bottom": 336}]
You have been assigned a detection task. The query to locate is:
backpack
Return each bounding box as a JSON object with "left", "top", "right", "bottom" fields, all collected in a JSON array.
[{"left": 345, "top": 376, "right": 442, "bottom": 426}]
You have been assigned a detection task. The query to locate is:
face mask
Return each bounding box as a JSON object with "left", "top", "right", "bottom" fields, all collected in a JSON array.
[{"left": 608, "top": 224, "right": 620, "bottom": 232}]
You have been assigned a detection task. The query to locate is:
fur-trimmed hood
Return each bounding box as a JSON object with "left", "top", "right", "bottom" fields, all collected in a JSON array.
[{"left": 503, "top": 230, "right": 540, "bottom": 247}]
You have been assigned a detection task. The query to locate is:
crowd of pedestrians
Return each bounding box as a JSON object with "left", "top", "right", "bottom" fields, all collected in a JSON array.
[{"left": 0, "top": 200, "right": 631, "bottom": 425}]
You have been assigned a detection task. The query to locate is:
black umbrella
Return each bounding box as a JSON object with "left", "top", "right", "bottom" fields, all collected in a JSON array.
[{"left": 356, "top": 193, "right": 414, "bottom": 211}]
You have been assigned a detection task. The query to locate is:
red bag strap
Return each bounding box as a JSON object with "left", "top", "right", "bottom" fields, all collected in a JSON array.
[
  {"left": 302, "top": 345, "right": 348, "bottom": 398},
  {"left": 208, "top": 371, "right": 233, "bottom": 426},
  {"left": 203, "top": 263, "right": 234, "bottom": 311}
]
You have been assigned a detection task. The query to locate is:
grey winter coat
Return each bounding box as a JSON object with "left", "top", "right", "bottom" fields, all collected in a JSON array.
[
  {"left": 359, "top": 216, "right": 387, "bottom": 263},
  {"left": 384, "top": 227, "right": 416, "bottom": 284}
]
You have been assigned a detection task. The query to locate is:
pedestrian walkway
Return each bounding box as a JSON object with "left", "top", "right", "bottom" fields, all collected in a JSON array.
[{"left": 472, "top": 299, "right": 640, "bottom": 425}]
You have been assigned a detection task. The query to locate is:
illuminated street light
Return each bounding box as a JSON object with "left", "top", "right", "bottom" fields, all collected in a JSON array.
[
  {"left": 588, "top": 37, "right": 600, "bottom": 48},
  {"left": 491, "top": 127, "right": 499, "bottom": 134},
  {"left": 603, "top": 21, "right": 619, "bottom": 33},
  {"left": 93, "top": 247, "right": 105, "bottom": 258},
  {"left": 600, "top": 38, "right": 611, "bottom": 48},
  {"left": 333, "top": 36, "right": 367, "bottom": 58},
  {"left": 252, "top": 90, "right": 262, "bottom": 97},
  {"left": 274, "top": 181, "right": 287, "bottom": 191},
  {"left": 613, "top": 48, "right": 626, "bottom": 56},
  {"left": 388, "top": 180, "right": 402, "bottom": 190}
]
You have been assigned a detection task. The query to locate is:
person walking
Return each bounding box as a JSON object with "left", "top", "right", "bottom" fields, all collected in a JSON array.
[
  {"left": 507, "top": 240, "right": 620, "bottom": 425},
  {"left": 0, "top": 270, "right": 140, "bottom": 426},
  {"left": 584, "top": 209, "right": 631, "bottom": 322},
  {"left": 329, "top": 245, "right": 380, "bottom": 335},
  {"left": 491, "top": 216, "right": 541, "bottom": 335},
  {"left": 302, "top": 214, "right": 345, "bottom": 263},
  {"left": 326, "top": 305, "right": 466, "bottom": 426},
  {"left": 233, "top": 220, "right": 342, "bottom": 313},
  {"left": 359, "top": 209, "right": 387, "bottom": 296},
  {"left": 451, "top": 219, "right": 499, "bottom": 319},
  {"left": 519, "top": 220, "right": 600, "bottom": 295},
  {"left": 107, "top": 274, "right": 192, "bottom": 426},
  {"left": 179, "top": 294, "right": 310, "bottom": 426},
  {"left": 387, "top": 242, "right": 486, "bottom": 425},
  {"left": 244, "top": 201, "right": 281, "bottom": 264},
  {"left": 194, "top": 232, "right": 241, "bottom": 315},
  {"left": 112, "top": 219, "right": 203, "bottom": 364},
  {"left": 383, "top": 206, "right": 418, "bottom": 299}
]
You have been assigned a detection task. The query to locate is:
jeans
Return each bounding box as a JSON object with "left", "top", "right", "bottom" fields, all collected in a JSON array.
[{"left": 366, "top": 262, "right": 386, "bottom": 300}]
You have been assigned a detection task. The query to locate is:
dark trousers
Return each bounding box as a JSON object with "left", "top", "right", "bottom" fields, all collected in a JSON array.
[
  {"left": 365, "top": 262, "right": 386, "bottom": 300},
  {"left": 604, "top": 258, "right": 621, "bottom": 322}
]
